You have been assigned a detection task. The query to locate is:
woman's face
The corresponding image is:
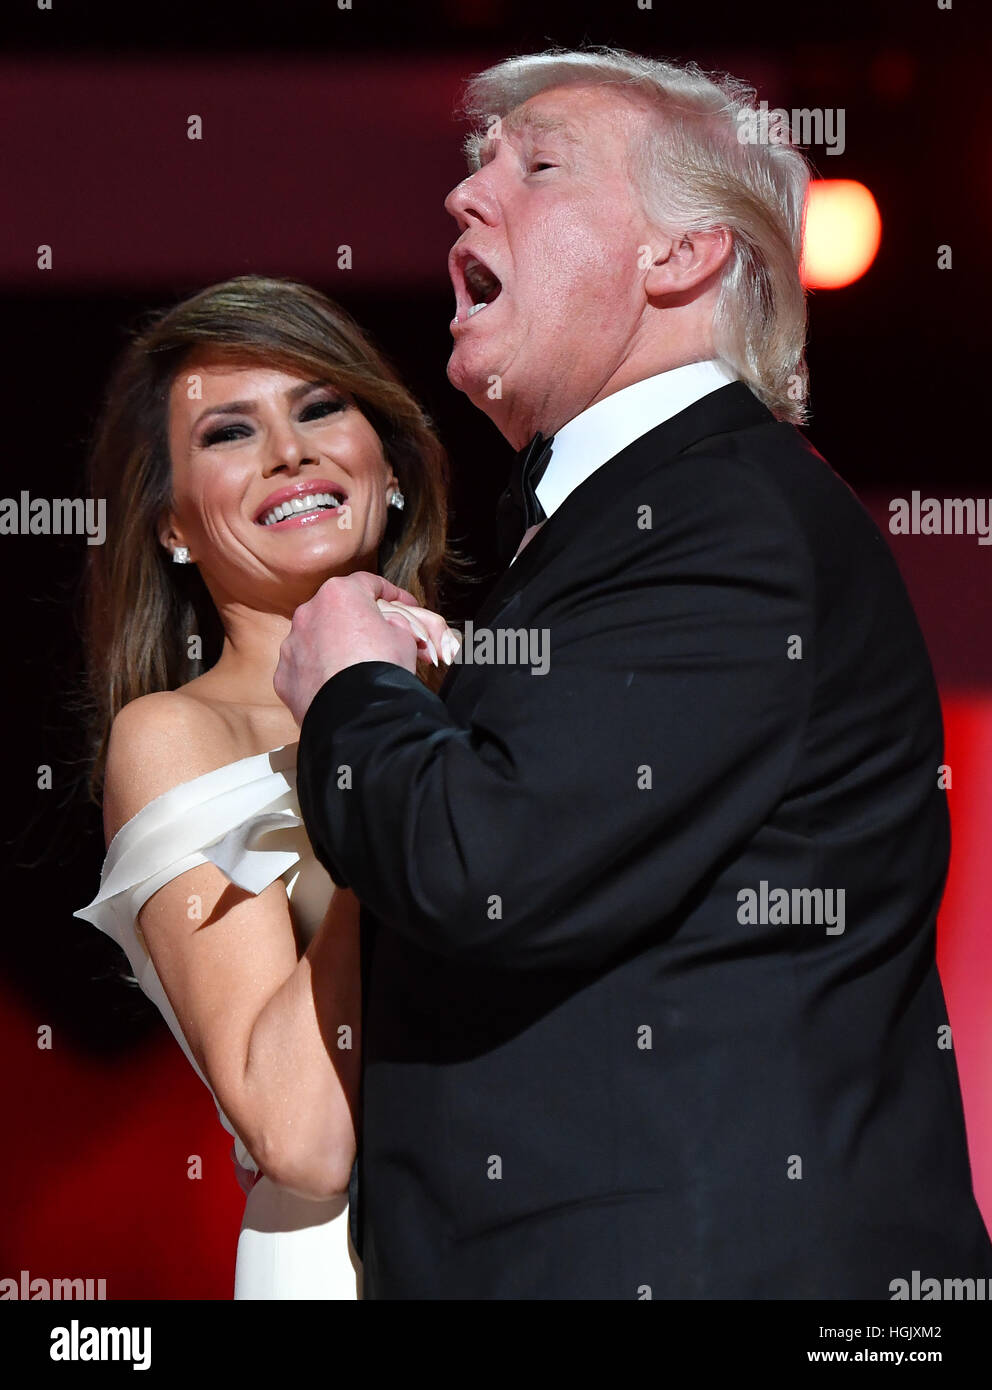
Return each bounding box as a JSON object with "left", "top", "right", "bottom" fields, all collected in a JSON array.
[{"left": 161, "top": 352, "right": 399, "bottom": 610}]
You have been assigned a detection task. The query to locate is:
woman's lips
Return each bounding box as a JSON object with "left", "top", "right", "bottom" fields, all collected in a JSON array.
[{"left": 258, "top": 506, "right": 344, "bottom": 532}]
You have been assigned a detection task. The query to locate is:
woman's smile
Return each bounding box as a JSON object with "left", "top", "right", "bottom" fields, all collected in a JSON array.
[{"left": 254, "top": 480, "right": 350, "bottom": 529}]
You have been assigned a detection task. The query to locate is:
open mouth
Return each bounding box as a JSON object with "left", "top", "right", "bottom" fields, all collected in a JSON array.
[
  {"left": 454, "top": 252, "right": 503, "bottom": 323},
  {"left": 255, "top": 489, "right": 347, "bottom": 527}
]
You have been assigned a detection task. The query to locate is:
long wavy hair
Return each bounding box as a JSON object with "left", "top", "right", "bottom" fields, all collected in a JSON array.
[{"left": 80, "top": 275, "right": 454, "bottom": 803}]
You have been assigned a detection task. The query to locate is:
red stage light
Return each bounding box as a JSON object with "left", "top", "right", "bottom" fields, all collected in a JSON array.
[{"left": 801, "top": 179, "right": 882, "bottom": 289}]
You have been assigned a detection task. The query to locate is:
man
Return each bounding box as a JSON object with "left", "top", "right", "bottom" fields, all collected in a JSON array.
[{"left": 274, "top": 48, "right": 992, "bottom": 1297}]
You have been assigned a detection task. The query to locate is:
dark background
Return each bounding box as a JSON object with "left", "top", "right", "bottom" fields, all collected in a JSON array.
[{"left": 1, "top": 0, "right": 990, "bottom": 1297}]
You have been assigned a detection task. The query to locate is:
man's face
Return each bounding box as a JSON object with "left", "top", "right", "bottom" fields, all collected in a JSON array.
[{"left": 445, "top": 85, "right": 656, "bottom": 435}]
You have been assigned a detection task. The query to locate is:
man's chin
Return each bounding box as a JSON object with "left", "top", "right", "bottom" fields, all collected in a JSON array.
[{"left": 447, "top": 341, "right": 508, "bottom": 413}]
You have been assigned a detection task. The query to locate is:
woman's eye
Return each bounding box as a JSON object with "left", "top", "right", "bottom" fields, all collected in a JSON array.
[
  {"left": 202, "top": 423, "right": 252, "bottom": 446},
  {"left": 199, "top": 396, "right": 345, "bottom": 446},
  {"left": 299, "top": 397, "right": 346, "bottom": 422},
  {"left": 529, "top": 160, "right": 556, "bottom": 173}
]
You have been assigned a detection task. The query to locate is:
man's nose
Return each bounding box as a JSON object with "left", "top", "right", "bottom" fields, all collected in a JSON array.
[{"left": 444, "top": 170, "right": 497, "bottom": 227}]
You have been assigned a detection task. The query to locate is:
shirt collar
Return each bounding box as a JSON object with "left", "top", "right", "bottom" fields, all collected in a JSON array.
[{"left": 535, "top": 359, "right": 739, "bottom": 520}]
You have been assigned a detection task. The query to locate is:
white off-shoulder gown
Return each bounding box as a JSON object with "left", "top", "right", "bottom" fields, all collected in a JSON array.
[{"left": 74, "top": 742, "right": 360, "bottom": 1301}]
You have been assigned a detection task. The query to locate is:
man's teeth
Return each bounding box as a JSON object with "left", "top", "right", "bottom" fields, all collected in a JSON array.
[
  {"left": 260, "top": 492, "right": 342, "bottom": 526},
  {"left": 466, "top": 301, "right": 490, "bottom": 318}
]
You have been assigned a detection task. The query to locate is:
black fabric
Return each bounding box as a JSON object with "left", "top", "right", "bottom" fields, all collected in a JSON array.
[
  {"left": 298, "top": 382, "right": 992, "bottom": 1298},
  {"left": 495, "top": 430, "right": 554, "bottom": 564}
]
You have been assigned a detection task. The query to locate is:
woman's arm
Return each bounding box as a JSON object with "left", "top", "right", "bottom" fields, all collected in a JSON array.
[{"left": 102, "top": 691, "right": 361, "bottom": 1200}]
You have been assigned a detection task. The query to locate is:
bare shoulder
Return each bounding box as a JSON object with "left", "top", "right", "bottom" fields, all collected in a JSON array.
[{"left": 102, "top": 689, "right": 241, "bottom": 846}]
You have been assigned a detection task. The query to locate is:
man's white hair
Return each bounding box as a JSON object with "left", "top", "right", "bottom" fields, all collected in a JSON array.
[{"left": 461, "top": 47, "right": 811, "bottom": 423}]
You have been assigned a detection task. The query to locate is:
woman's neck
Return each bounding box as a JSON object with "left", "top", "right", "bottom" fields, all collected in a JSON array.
[{"left": 199, "top": 604, "right": 295, "bottom": 710}]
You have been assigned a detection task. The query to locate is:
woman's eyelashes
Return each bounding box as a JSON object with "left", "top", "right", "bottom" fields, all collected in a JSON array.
[
  {"left": 199, "top": 396, "right": 347, "bottom": 448},
  {"left": 299, "top": 395, "right": 347, "bottom": 423},
  {"left": 201, "top": 421, "right": 251, "bottom": 446}
]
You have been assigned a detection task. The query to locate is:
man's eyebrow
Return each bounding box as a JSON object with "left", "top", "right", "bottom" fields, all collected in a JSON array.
[
  {"left": 504, "top": 113, "right": 581, "bottom": 143},
  {"left": 472, "top": 112, "right": 582, "bottom": 166},
  {"left": 191, "top": 379, "right": 333, "bottom": 430}
]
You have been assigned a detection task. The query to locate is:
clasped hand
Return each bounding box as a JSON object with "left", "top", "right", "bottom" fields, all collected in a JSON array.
[{"left": 273, "top": 571, "right": 460, "bottom": 725}]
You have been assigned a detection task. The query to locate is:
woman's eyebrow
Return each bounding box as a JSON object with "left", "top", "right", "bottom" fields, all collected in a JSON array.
[{"left": 192, "top": 380, "right": 332, "bottom": 429}]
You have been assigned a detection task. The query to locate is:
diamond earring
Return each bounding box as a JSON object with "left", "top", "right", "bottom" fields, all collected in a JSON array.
[
  {"left": 388, "top": 489, "right": 405, "bottom": 511},
  {"left": 171, "top": 545, "right": 191, "bottom": 564}
]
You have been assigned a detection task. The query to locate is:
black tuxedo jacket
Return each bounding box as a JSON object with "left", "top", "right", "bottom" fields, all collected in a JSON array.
[{"left": 297, "top": 382, "right": 992, "bottom": 1298}]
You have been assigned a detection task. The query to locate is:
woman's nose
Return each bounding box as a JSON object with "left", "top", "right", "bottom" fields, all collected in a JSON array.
[{"left": 265, "top": 420, "right": 315, "bottom": 474}]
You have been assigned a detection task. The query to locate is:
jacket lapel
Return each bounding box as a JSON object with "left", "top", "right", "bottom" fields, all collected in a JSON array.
[{"left": 440, "top": 382, "right": 775, "bottom": 698}]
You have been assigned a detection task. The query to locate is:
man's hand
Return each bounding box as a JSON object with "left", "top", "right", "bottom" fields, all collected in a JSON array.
[{"left": 274, "top": 572, "right": 458, "bottom": 725}]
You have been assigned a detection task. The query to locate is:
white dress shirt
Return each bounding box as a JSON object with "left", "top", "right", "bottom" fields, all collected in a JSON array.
[{"left": 511, "top": 359, "right": 739, "bottom": 563}]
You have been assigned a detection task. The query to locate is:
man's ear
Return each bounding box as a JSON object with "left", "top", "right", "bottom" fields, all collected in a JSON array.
[{"left": 643, "top": 227, "right": 733, "bottom": 300}]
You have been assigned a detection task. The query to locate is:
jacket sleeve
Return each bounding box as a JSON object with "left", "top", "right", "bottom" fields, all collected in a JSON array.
[{"left": 296, "top": 469, "right": 815, "bottom": 971}]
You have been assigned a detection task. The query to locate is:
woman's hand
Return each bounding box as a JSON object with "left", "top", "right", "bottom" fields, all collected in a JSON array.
[
  {"left": 376, "top": 598, "right": 461, "bottom": 668},
  {"left": 275, "top": 572, "right": 460, "bottom": 723}
]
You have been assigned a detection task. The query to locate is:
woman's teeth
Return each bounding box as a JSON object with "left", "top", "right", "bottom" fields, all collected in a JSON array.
[
  {"left": 260, "top": 492, "right": 342, "bottom": 526},
  {"left": 466, "top": 302, "right": 490, "bottom": 318}
]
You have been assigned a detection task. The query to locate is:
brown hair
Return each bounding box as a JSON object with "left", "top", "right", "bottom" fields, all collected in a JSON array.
[{"left": 81, "top": 275, "right": 454, "bottom": 802}]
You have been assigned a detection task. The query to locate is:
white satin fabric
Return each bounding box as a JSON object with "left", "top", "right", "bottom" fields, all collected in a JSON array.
[{"left": 75, "top": 742, "right": 360, "bottom": 1300}]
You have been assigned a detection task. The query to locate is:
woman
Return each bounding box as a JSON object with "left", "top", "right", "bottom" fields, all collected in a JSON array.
[{"left": 73, "top": 275, "right": 459, "bottom": 1299}]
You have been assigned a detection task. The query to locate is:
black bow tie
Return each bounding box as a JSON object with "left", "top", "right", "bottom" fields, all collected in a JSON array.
[{"left": 495, "top": 431, "right": 555, "bottom": 564}]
